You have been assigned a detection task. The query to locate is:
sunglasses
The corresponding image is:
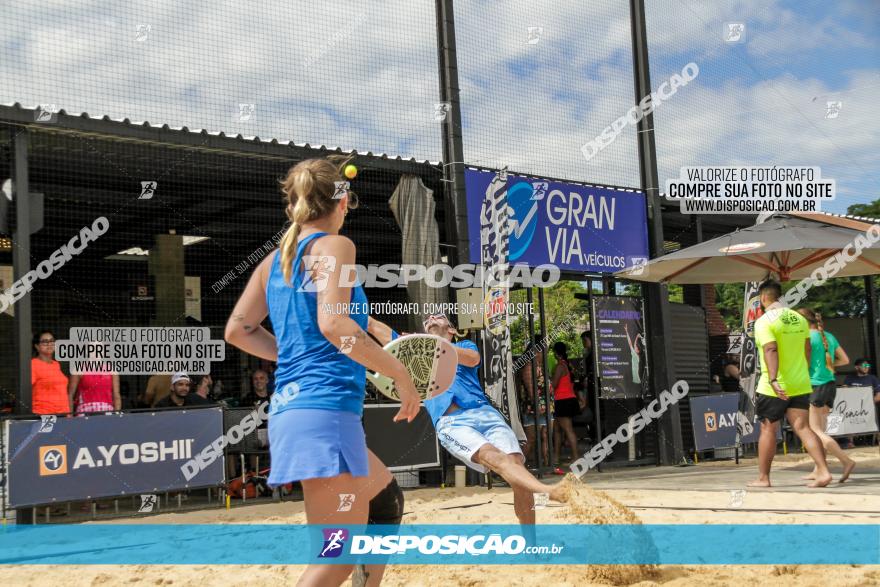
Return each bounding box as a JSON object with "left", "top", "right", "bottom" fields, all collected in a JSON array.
[
  {"left": 38, "top": 339, "right": 56, "bottom": 345},
  {"left": 422, "top": 313, "right": 450, "bottom": 330},
  {"left": 858, "top": 362, "right": 871, "bottom": 368}
]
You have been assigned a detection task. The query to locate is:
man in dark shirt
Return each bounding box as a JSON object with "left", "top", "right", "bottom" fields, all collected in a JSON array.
[
  {"left": 581, "top": 332, "right": 595, "bottom": 391},
  {"left": 242, "top": 370, "right": 272, "bottom": 464},
  {"left": 843, "top": 358, "right": 880, "bottom": 436},
  {"left": 185, "top": 375, "right": 215, "bottom": 406},
  {"left": 155, "top": 372, "right": 190, "bottom": 409},
  {"left": 241, "top": 369, "right": 271, "bottom": 425},
  {"left": 843, "top": 358, "right": 880, "bottom": 393}
]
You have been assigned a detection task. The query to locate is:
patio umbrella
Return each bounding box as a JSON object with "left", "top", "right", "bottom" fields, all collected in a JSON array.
[{"left": 615, "top": 213, "right": 880, "bottom": 284}]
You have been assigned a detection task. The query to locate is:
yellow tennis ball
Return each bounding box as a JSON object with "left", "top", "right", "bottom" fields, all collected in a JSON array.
[{"left": 344, "top": 164, "right": 358, "bottom": 179}]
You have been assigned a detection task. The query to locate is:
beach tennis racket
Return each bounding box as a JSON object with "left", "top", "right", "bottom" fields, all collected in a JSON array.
[{"left": 367, "top": 334, "right": 458, "bottom": 401}]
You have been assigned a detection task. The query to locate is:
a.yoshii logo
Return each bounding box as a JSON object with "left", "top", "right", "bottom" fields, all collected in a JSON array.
[
  {"left": 319, "top": 528, "right": 349, "bottom": 558},
  {"left": 704, "top": 412, "right": 718, "bottom": 432},
  {"left": 39, "top": 445, "right": 68, "bottom": 476}
]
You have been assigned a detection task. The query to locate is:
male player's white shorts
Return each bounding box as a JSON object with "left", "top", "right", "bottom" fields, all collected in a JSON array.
[{"left": 436, "top": 404, "right": 524, "bottom": 473}]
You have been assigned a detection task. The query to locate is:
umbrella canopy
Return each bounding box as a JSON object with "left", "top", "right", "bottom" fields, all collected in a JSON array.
[{"left": 615, "top": 213, "right": 880, "bottom": 284}]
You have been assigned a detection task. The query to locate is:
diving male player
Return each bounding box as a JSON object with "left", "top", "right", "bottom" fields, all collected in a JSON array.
[{"left": 368, "top": 313, "right": 570, "bottom": 524}]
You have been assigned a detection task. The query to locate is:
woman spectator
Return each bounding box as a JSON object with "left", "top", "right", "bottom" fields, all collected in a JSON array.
[
  {"left": 714, "top": 357, "right": 742, "bottom": 392},
  {"left": 797, "top": 308, "right": 854, "bottom": 482},
  {"left": 68, "top": 343, "right": 120, "bottom": 414},
  {"left": 31, "top": 330, "right": 70, "bottom": 415},
  {"left": 551, "top": 341, "right": 581, "bottom": 473},
  {"left": 518, "top": 343, "right": 551, "bottom": 468}
]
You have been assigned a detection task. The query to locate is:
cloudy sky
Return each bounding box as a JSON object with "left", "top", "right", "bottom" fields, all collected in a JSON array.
[{"left": 1, "top": 0, "right": 877, "bottom": 213}]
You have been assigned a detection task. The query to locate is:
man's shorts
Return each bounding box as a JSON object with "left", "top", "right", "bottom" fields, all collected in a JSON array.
[
  {"left": 436, "top": 404, "right": 523, "bottom": 474},
  {"left": 755, "top": 392, "right": 811, "bottom": 423},
  {"left": 809, "top": 381, "right": 837, "bottom": 408}
]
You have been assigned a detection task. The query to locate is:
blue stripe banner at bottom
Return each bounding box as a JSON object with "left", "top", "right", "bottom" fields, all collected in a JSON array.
[{"left": 0, "top": 524, "right": 877, "bottom": 565}]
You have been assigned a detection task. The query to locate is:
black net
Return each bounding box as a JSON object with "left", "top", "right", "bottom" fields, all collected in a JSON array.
[{"left": 455, "top": 1, "right": 641, "bottom": 187}]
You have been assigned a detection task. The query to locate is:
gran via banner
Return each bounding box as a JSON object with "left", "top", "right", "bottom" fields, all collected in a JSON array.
[
  {"left": 465, "top": 168, "right": 649, "bottom": 273},
  {"left": 0, "top": 525, "right": 876, "bottom": 565}
]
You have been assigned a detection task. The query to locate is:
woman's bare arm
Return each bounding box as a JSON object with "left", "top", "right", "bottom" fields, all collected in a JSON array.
[
  {"left": 833, "top": 344, "right": 850, "bottom": 368},
  {"left": 112, "top": 374, "right": 121, "bottom": 410},
  {"left": 367, "top": 316, "right": 395, "bottom": 346},
  {"left": 551, "top": 361, "right": 565, "bottom": 388},
  {"left": 312, "top": 235, "right": 419, "bottom": 422},
  {"left": 68, "top": 374, "right": 80, "bottom": 411},
  {"left": 225, "top": 253, "right": 278, "bottom": 362}
]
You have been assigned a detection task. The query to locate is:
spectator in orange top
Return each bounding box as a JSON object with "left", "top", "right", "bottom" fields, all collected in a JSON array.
[{"left": 31, "top": 329, "right": 70, "bottom": 415}]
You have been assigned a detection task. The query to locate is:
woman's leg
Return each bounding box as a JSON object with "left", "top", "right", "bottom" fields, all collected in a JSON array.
[
  {"left": 298, "top": 450, "right": 392, "bottom": 587},
  {"left": 358, "top": 450, "right": 393, "bottom": 587},
  {"left": 540, "top": 424, "right": 550, "bottom": 465},
  {"left": 298, "top": 474, "right": 363, "bottom": 587},
  {"left": 803, "top": 405, "right": 821, "bottom": 479},
  {"left": 558, "top": 416, "right": 579, "bottom": 462},
  {"left": 810, "top": 406, "right": 855, "bottom": 482},
  {"left": 789, "top": 407, "right": 832, "bottom": 488},
  {"left": 522, "top": 424, "right": 536, "bottom": 467},
  {"left": 552, "top": 420, "right": 562, "bottom": 464}
]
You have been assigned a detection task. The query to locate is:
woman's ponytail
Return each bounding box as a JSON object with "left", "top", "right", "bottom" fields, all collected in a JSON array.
[
  {"left": 277, "top": 159, "right": 353, "bottom": 285},
  {"left": 816, "top": 312, "right": 835, "bottom": 374}
]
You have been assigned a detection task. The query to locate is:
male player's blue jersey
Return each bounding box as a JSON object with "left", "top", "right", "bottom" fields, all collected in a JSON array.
[{"left": 390, "top": 331, "right": 488, "bottom": 425}]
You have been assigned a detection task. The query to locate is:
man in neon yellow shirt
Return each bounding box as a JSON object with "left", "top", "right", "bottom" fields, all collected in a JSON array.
[{"left": 748, "top": 280, "right": 831, "bottom": 488}]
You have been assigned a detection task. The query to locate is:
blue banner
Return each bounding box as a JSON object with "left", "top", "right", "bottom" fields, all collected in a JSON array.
[
  {"left": 7, "top": 409, "right": 224, "bottom": 507},
  {"left": 690, "top": 393, "right": 768, "bottom": 451},
  {"left": 465, "top": 169, "right": 649, "bottom": 273},
  {"left": 0, "top": 524, "right": 877, "bottom": 565}
]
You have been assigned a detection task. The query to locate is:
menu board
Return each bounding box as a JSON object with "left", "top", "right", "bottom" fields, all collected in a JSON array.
[{"left": 591, "top": 296, "right": 648, "bottom": 399}]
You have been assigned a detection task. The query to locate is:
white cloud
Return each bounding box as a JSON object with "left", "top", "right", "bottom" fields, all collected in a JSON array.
[
  {"left": 652, "top": 69, "right": 880, "bottom": 212},
  {"left": 0, "top": 0, "right": 876, "bottom": 212}
]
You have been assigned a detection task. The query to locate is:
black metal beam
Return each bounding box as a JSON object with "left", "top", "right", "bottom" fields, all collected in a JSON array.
[
  {"left": 537, "top": 288, "right": 555, "bottom": 467},
  {"left": 695, "top": 217, "right": 705, "bottom": 307},
  {"left": 12, "top": 130, "right": 31, "bottom": 414},
  {"left": 866, "top": 275, "right": 879, "bottom": 372},
  {"left": 629, "top": 0, "right": 683, "bottom": 465},
  {"left": 436, "top": 0, "right": 469, "bottom": 266},
  {"left": 526, "top": 288, "right": 543, "bottom": 474}
]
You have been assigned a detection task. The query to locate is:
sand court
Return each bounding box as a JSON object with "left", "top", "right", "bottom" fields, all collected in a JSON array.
[{"left": 0, "top": 448, "right": 877, "bottom": 586}]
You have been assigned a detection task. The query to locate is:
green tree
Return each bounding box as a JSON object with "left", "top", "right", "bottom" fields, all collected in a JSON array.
[
  {"left": 509, "top": 281, "right": 590, "bottom": 357},
  {"left": 715, "top": 276, "right": 870, "bottom": 325},
  {"left": 715, "top": 282, "right": 744, "bottom": 330},
  {"left": 847, "top": 200, "right": 880, "bottom": 218}
]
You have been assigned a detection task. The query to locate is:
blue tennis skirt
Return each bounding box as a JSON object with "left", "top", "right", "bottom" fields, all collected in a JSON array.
[{"left": 267, "top": 408, "right": 369, "bottom": 484}]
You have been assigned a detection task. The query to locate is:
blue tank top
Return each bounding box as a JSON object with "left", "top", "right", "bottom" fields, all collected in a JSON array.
[{"left": 266, "top": 232, "right": 369, "bottom": 416}]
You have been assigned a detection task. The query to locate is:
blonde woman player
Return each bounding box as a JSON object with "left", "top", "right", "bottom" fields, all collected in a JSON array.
[
  {"left": 225, "top": 157, "right": 420, "bottom": 587},
  {"left": 369, "top": 313, "right": 571, "bottom": 524}
]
